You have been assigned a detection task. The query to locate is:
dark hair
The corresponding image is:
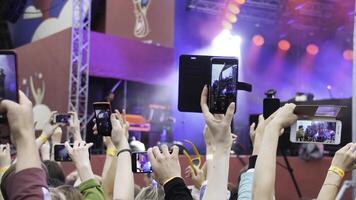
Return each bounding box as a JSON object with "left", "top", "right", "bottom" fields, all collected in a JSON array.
[{"left": 43, "top": 160, "right": 65, "bottom": 183}]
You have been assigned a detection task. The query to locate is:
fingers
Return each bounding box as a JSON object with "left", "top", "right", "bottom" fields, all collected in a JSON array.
[
  {"left": 161, "top": 145, "right": 170, "bottom": 157},
  {"left": 340, "top": 142, "right": 353, "bottom": 152},
  {"left": 110, "top": 113, "right": 120, "bottom": 127},
  {"left": 18, "top": 90, "right": 32, "bottom": 106},
  {"left": 258, "top": 114, "right": 265, "bottom": 124},
  {"left": 64, "top": 141, "right": 73, "bottom": 153},
  {"left": 147, "top": 148, "right": 158, "bottom": 167},
  {"left": 0, "top": 99, "right": 17, "bottom": 113},
  {"left": 250, "top": 122, "right": 256, "bottom": 133},
  {"left": 200, "top": 86, "right": 214, "bottom": 122},
  {"left": 152, "top": 146, "right": 163, "bottom": 160},
  {"left": 224, "top": 102, "right": 235, "bottom": 124},
  {"left": 171, "top": 145, "right": 179, "bottom": 157}
]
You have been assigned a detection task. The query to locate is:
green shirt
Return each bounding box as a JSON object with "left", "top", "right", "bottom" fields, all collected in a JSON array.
[{"left": 79, "top": 178, "right": 105, "bottom": 200}]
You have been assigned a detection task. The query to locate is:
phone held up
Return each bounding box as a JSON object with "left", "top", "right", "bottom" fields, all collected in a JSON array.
[
  {"left": 208, "top": 57, "right": 238, "bottom": 114},
  {"left": 93, "top": 102, "right": 112, "bottom": 136},
  {"left": 131, "top": 151, "right": 152, "bottom": 173},
  {"left": 54, "top": 143, "right": 91, "bottom": 162},
  {"left": 52, "top": 113, "right": 73, "bottom": 125},
  {"left": 0, "top": 51, "right": 19, "bottom": 124}
]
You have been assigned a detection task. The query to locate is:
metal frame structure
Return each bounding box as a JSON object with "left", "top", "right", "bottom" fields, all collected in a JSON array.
[{"left": 68, "top": 0, "right": 91, "bottom": 140}]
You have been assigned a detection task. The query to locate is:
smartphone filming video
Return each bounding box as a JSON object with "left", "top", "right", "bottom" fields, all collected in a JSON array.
[
  {"left": 131, "top": 151, "right": 152, "bottom": 173},
  {"left": 0, "top": 51, "right": 19, "bottom": 123},
  {"left": 209, "top": 57, "right": 238, "bottom": 114}
]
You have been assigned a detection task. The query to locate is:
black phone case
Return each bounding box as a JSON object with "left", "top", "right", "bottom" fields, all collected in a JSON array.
[{"left": 178, "top": 55, "right": 211, "bottom": 113}]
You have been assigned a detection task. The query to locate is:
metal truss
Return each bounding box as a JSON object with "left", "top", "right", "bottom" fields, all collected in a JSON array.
[
  {"left": 68, "top": 0, "right": 91, "bottom": 140},
  {"left": 186, "top": 0, "right": 228, "bottom": 15}
]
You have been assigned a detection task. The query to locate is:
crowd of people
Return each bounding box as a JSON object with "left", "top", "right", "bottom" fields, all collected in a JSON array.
[{"left": 0, "top": 88, "right": 355, "bottom": 200}]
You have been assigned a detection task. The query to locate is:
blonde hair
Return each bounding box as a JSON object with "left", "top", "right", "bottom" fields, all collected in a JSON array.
[{"left": 135, "top": 185, "right": 165, "bottom": 200}]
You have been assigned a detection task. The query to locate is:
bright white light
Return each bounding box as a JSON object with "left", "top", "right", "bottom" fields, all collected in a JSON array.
[{"left": 202, "top": 30, "right": 242, "bottom": 58}]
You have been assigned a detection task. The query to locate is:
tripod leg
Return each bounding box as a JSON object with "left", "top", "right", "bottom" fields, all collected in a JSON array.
[{"left": 281, "top": 151, "right": 303, "bottom": 198}]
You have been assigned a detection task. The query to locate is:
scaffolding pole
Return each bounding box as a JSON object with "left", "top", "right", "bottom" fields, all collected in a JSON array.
[{"left": 68, "top": 0, "right": 91, "bottom": 141}]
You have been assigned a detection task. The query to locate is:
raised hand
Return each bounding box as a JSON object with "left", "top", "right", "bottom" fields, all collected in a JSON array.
[
  {"left": 65, "top": 140, "right": 94, "bottom": 182},
  {"left": 110, "top": 110, "right": 129, "bottom": 149},
  {"left": 331, "top": 143, "right": 356, "bottom": 173},
  {"left": 148, "top": 145, "right": 181, "bottom": 185},
  {"left": 200, "top": 86, "right": 235, "bottom": 151},
  {"left": 68, "top": 111, "right": 82, "bottom": 141}
]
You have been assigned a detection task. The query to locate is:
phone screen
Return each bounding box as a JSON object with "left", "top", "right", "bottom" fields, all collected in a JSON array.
[
  {"left": 54, "top": 144, "right": 72, "bottom": 162},
  {"left": 0, "top": 52, "right": 18, "bottom": 122},
  {"left": 209, "top": 59, "right": 237, "bottom": 114},
  {"left": 54, "top": 114, "right": 72, "bottom": 125},
  {"left": 294, "top": 120, "right": 338, "bottom": 143},
  {"left": 132, "top": 152, "right": 152, "bottom": 173},
  {"left": 94, "top": 103, "right": 112, "bottom": 136}
]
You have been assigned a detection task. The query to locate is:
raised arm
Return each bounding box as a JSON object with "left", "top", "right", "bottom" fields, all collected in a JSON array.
[
  {"left": 252, "top": 104, "right": 297, "bottom": 200},
  {"left": 0, "top": 91, "right": 49, "bottom": 199},
  {"left": 65, "top": 140, "right": 105, "bottom": 200},
  {"left": 111, "top": 110, "right": 134, "bottom": 200},
  {"left": 101, "top": 136, "right": 117, "bottom": 200},
  {"left": 317, "top": 143, "right": 356, "bottom": 200},
  {"left": 200, "top": 86, "right": 235, "bottom": 200}
]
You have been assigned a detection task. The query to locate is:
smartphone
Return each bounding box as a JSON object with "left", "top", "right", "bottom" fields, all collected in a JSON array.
[
  {"left": 93, "top": 102, "right": 112, "bottom": 136},
  {"left": 0, "top": 51, "right": 19, "bottom": 123},
  {"left": 290, "top": 119, "right": 342, "bottom": 145},
  {"left": 54, "top": 144, "right": 73, "bottom": 162},
  {"left": 178, "top": 55, "right": 212, "bottom": 113},
  {"left": 131, "top": 151, "right": 152, "bottom": 173},
  {"left": 53, "top": 113, "right": 73, "bottom": 125},
  {"left": 263, "top": 98, "right": 280, "bottom": 119},
  {"left": 208, "top": 57, "right": 238, "bottom": 114}
]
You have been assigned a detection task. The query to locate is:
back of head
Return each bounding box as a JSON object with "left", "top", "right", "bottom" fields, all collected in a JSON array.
[
  {"left": 135, "top": 185, "right": 164, "bottom": 200},
  {"left": 43, "top": 160, "right": 65, "bottom": 183},
  {"left": 56, "top": 185, "right": 83, "bottom": 200},
  {"left": 49, "top": 188, "right": 66, "bottom": 200}
]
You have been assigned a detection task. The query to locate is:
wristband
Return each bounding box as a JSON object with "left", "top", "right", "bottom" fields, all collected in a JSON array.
[
  {"left": 117, "top": 148, "right": 131, "bottom": 157},
  {"left": 163, "top": 176, "right": 181, "bottom": 186},
  {"left": 106, "top": 147, "right": 117, "bottom": 157},
  {"left": 0, "top": 166, "right": 9, "bottom": 174},
  {"left": 329, "top": 166, "right": 345, "bottom": 178},
  {"left": 38, "top": 135, "right": 48, "bottom": 143}
]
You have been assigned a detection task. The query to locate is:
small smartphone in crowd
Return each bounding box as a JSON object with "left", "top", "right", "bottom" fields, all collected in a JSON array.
[
  {"left": 131, "top": 151, "right": 152, "bottom": 173},
  {"left": 54, "top": 144, "right": 73, "bottom": 162},
  {"left": 0, "top": 51, "right": 19, "bottom": 123},
  {"left": 289, "top": 119, "right": 342, "bottom": 145},
  {"left": 53, "top": 113, "right": 73, "bottom": 125},
  {"left": 208, "top": 57, "right": 238, "bottom": 114},
  {"left": 93, "top": 102, "right": 112, "bottom": 136}
]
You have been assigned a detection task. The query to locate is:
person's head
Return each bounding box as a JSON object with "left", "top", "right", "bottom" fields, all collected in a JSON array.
[
  {"left": 56, "top": 185, "right": 83, "bottom": 200},
  {"left": 49, "top": 187, "right": 66, "bottom": 200},
  {"left": 135, "top": 185, "right": 164, "bottom": 200},
  {"left": 43, "top": 160, "right": 65, "bottom": 184},
  {"left": 298, "top": 125, "right": 303, "bottom": 130}
]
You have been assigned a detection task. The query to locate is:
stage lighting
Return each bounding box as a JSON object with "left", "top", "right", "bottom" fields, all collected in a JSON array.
[
  {"left": 306, "top": 44, "right": 319, "bottom": 55},
  {"left": 252, "top": 34, "right": 264, "bottom": 46},
  {"left": 278, "top": 39, "right": 291, "bottom": 51},
  {"left": 211, "top": 30, "right": 242, "bottom": 57},
  {"left": 225, "top": 13, "right": 237, "bottom": 23},
  {"left": 222, "top": 20, "right": 233, "bottom": 30},
  {"left": 235, "top": 0, "right": 245, "bottom": 4},
  {"left": 343, "top": 49, "right": 353, "bottom": 61},
  {"left": 228, "top": 3, "right": 240, "bottom": 14}
]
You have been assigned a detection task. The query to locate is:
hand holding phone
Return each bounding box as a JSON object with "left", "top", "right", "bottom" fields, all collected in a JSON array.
[
  {"left": 52, "top": 113, "right": 73, "bottom": 125},
  {"left": 93, "top": 102, "right": 112, "bottom": 136},
  {"left": 0, "top": 51, "right": 19, "bottom": 123},
  {"left": 54, "top": 143, "right": 73, "bottom": 161}
]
